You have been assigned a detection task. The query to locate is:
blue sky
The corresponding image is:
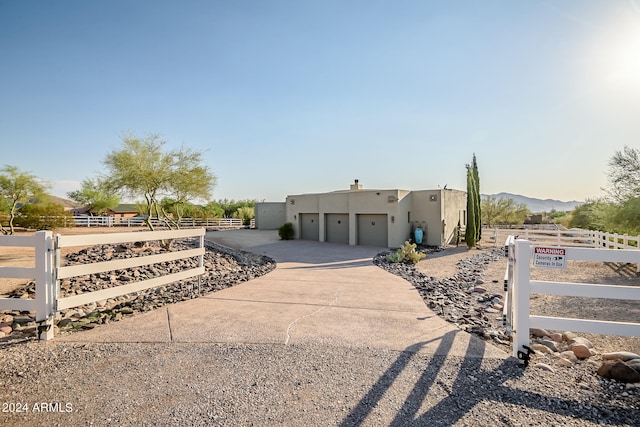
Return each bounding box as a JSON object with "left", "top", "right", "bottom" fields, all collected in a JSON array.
[{"left": 1, "top": 1, "right": 639, "bottom": 203}]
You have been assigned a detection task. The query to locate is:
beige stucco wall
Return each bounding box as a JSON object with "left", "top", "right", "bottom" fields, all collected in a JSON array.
[
  {"left": 409, "top": 189, "right": 467, "bottom": 246},
  {"left": 255, "top": 202, "right": 287, "bottom": 230},
  {"left": 441, "top": 189, "right": 467, "bottom": 245},
  {"left": 286, "top": 189, "right": 413, "bottom": 248},
  {"left": 285, "top": 188, "right": 466, "bottom": 247}
]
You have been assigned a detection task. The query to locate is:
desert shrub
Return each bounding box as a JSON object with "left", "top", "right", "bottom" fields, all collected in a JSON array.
[
  {"left": 386, "top": 241, "right": 426, "bottom": 264},
  {"left": 278, "top": 222, "right": 295, "bottom": 240},
  {"left": 15, "top": 203, "right": 72, "bottom": 230},
  {"left": 234, "top": 206, "right": 255, "bottom": 226}
]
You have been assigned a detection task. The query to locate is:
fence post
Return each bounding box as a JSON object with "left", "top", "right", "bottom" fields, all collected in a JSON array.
[
  {"left": 34, "top": 231, "right": 55, "bottom": 340},
  {"left": 198, "top": 232, "right": 204, "bottom": 295},
  {"left": 513, "top": 239, "right": 531, "bottom": 362}
]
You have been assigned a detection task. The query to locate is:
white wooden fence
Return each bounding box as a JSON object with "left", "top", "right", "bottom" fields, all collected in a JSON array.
[
  {"left": 504, "top": 237, "right": 640, "bottom": 364},
  {"left": 0, "top": 229, "right": 205, "bottom": 340},
  {"left": 487, "top": 227, "right": 639, "bottom": 251},
  {"left": 66, "top": 216, "right": 254, "bottom": 229}
]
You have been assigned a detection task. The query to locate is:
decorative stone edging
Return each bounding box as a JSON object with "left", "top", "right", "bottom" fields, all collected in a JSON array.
[{"left": 374, "top": 246, "right": 640, "bottom": 384}]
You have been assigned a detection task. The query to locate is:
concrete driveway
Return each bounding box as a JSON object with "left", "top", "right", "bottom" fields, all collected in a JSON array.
[{"left": 59, "top": 229, "right": 507, "bottom": 359}]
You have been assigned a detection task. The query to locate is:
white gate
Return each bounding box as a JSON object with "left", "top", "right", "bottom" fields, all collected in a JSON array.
[{"left": 504, "top": 238, "right": 640, "bottom": 364}]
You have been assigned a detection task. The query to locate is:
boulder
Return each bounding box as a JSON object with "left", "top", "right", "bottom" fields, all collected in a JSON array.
[
  {"left": 533, "top": 363, "right": 554, "bottom": 372},
  {"left": 626, "top": 359, "right": 640, "bottom": 373},
  {"left": 558, "top": 358, "right": 574, "bottom": 367},
  {"left": 602, "top": 352, "right": 640, "bottom": 362},
  {"left": 559, "top": 351, "right": 578, "bottom": 362},
  {"left": 549, "top": 333, "right": 563, "bottom": 343},
  {"left": 539, "top": 339, "right": 559, "bottom": 353},
  {"left": 598, "top": 360, "right": 640, "bottom": 383},
  {"left": 568, "top": 336, "right": 593, "bottom": 348},
  {"left": 531, "top": 328, "right": 550, "bottom": 338},
  {"left": 531, "top": 344, "right": 553, "bottom": 354},
  {"left": 571, "top": 344, "right": 592, "bottom": 360}
]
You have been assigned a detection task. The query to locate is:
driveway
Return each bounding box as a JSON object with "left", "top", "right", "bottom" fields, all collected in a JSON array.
[{"left": 60, "top": 229, "right": 506, "bottom": 359}]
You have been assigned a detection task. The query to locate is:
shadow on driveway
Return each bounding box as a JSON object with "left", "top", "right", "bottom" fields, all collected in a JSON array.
[{"left": 340, "top": 330, "right": 636, "bottom": 426}]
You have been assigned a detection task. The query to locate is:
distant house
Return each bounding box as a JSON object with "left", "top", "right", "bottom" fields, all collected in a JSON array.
[
  {"left": 105, "top": 204, "right": 140, "bottom": 221},
  {"left": 524, "top": 214, "right": 543, "bottom": 225},
  {"left": 256, "top": 180, "right": 467, "bottom": 248}
]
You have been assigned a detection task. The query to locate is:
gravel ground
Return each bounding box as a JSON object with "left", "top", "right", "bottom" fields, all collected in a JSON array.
[
  {"left": 1, "top": 243, "right": 639, "bottom": 426},
  {"left": 1, "top": 341, "right": 638, "bottom": 426}
]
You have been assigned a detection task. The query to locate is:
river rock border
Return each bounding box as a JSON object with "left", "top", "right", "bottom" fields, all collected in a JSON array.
[
  {"left": 374, "top": 247, "right": 509, "bottom": 345},
  {"left": 0, "top": 238, "right": 276, "bottom": 340}
]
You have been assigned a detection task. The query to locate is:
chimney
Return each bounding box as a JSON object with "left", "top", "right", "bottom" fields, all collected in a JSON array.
[{"left": 350, "top": 179, "right": 363, "bottom": 190}]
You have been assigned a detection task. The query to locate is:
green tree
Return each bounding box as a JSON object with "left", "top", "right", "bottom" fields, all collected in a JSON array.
[
  {"left": 481, "top": 196, "right": 530, "bottom": 227},
  {"left": 465, "top": 164, "right": 478, "bottom": 248},
  {"left": 160, "top": 147, "right": 217, "bottom": 226},
  {"left": 103, "top": 134, "right": 216, "bottom": 232},
  {"left": 67, "top": 178, "right": 120, "bottom": 215},
  {"left": 15, "top": 202, "right": 72, "bottom": 230},
  {"left": 471, "top": 154, "right": 481, "bottom": 241},
  {"left": 568, "top": 200, "right": 612, "bottom": 231},
  {"left": 216, "top": 199, "right": 256, "bottom": 218},
  {"left": 0, "top": 165, "right": 49, "bottom": 235},
  {"left": 234, "top": 206, "right": 255, "bottom": 225},
  {"left": 204, "top": 201, "right": 225, "bottom": 218},
  {"left": 610, "top": 197, "right": 640, "bottom": 234},
  {"left": 606, "top": 146, "right": 640, "bottom": 202}
]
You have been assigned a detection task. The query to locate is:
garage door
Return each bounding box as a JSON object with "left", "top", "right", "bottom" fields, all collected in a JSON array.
[
  {"left": 325, "top": 214, "right": 349, "bottom": 244},
  {"left": 300, "top": 213, "right": 320, "bottom": 241},
  {"left": 357, "top": 214, "right": 388, "bottom": 247}
]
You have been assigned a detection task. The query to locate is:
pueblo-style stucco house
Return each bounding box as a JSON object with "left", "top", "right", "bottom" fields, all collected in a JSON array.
[{"left": 256, "top": 180, "right": 467, "bottom": 248}]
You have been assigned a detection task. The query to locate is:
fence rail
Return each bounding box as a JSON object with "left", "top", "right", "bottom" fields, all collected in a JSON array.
[
  {"left": 488, "top": 227, "right": 639, "bottom": 249},
  {"left": 60, "top": 216, "right": 255, "bottom": 229},
  {"left": 0, "top": 228, "right": 206, "bottom": 340},
  {"left": 504, "top": 237, "right": 640, "bottom": 363}
]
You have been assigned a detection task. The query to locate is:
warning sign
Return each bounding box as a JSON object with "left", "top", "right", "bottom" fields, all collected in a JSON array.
[{"left": 533, "top": 247, "right": 566, "bottom": 270}]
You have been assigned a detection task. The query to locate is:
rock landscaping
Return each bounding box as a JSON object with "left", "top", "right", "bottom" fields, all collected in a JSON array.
[
  {"left": 0, "top": 239, "right": 275, "bottom": 340},
  {"left": 375, "top": 246, "right": 640, "bottom": 389}
]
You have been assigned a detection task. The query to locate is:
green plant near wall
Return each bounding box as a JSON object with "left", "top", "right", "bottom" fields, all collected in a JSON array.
[
  {"left": 465, "top": 164, "right": 478, "bottom": 248},
  {"left": 278, "top": 222, "right": 295, "bottom": 240},
  {"left": 387, "top": 241, "right": 426, "bottom": 264}
]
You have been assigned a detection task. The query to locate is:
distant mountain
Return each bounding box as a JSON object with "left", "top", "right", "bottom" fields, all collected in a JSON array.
[{"left": 482, "top": 193, "right": 583, "bottom": 213}]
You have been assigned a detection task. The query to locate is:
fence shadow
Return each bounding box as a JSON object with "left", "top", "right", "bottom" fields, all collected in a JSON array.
[{"left": 340, "top": 331, "right": 638, "bottom": 426}]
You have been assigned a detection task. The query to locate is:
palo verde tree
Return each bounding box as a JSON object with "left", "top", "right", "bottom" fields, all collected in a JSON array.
[
  {"left": 67, "top": 177, "right": 120, "bottom": 215},
  {"left": 159, "top": 147, "right": 217, "bottom": 227},
  {"left": 103, "top": 134, "right": 216, "bottom": 232},
  {"left": 0, "top": 165, "right": 49, "bottom": 235},
  {"left": 481, "top": 195, "right": 530, "bottom": 227}
]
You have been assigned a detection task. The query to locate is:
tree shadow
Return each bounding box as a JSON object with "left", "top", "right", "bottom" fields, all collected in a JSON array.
[{"left": 341, "top": 331, "right": 638, "bottom": 426}]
